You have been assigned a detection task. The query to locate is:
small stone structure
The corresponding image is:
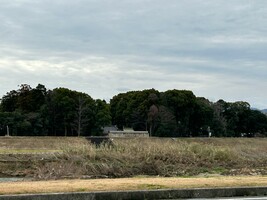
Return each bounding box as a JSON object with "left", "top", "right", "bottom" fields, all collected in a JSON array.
[
  {"left": 103, "top": 126, "right": 149, "bottom": 138},
  {"left": 108, "top": 130, "right": 149, "bottom": 138}
]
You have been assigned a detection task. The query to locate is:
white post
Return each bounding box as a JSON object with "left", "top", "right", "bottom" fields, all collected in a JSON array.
[
  {"left": 6, "top": 125, "right": 10, "bottom": 137},
  {"left": 208, "top": 126, "right": 211, "bottom": 137}
]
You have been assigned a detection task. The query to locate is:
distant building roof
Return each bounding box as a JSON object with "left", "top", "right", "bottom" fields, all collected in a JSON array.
[{"left": 103, "top": 126, "right": 118, "bottom": 134}]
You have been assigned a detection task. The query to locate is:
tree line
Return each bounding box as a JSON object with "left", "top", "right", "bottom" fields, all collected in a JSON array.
[
  {"left": 0, "top": 84, "right": 110, "bottom": 136},
  {"left": 0, "top": 84, "right": 267, "bottom": 137}
]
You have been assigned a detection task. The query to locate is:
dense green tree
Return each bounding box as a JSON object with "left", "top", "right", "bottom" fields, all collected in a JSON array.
[
  {"left": 160, "top": 90, "right": 197, "bottom": 136},
  {"left": 92, "top": 99, "right": 112, "bottom": 135},
  {"left": 1, "top": 84, "right": 47, "bottom": 113},
  {"left": 44, "top": 88, "right": 96, "bottom": 136},
  {"left": 190, "top": 97, "right": 214, "bottom": 137},
  {"left": 1, "top": 90, "right": 19, "bottom": 112},
  {"left": 211, "top": 100, "right": 228, "bottom": 136},
  {"left": 154, "top": 105, "right": 176, "bottom": 137},
  {"left": 0, "top": 111, "right": 31, "bottom": 136},
  {"left": 110, "top": 93, "right": 129, "bottom": 130},
  {"left": 0, "top": 84, "right": 107, "bottom": 136},
  {"left": 73, "top": 94, "right": 93, "bottom": 137},
  {"left": 110, "top": 89, "right": 160, "bottom": 131},
  {"left": 50, "top": 88, "right": 76, "bottom": 136},
  {"left": 0, "top": 84, "right": 48, "bottom": 136},
  {"left": 147, "top": 104, "right": 159, "bottom": 136},
  {"left": 247, "top": 110, "right": 267, "bottom": 136},
  {"left": 1, "top": 84, "right": 267, "bottom": 137}
]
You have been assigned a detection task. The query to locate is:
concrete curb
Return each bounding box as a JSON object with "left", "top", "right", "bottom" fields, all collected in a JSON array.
[{"left": 0, "top": 186, "right": 267, "bottom": 200}]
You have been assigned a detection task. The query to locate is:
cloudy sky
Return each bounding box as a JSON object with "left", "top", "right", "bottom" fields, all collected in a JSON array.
[{"left": 0, "top": 0, "right": 267, "bottom": 109}]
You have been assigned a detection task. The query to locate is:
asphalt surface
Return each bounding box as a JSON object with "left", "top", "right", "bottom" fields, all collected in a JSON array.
[
  {"left": 186, "top": 197, "right": 267, "bottom": 200},
  {"left": 0, "top": 187, "right": 266, "bottom": 199}
]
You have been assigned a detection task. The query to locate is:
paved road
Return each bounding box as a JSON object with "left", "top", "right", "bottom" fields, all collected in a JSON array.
[
  {"left": 215, "top": 198, "right": 267, "bottom": 200},
  {"left": 183, "top": 197, "right": 267, "bottom": 200}
]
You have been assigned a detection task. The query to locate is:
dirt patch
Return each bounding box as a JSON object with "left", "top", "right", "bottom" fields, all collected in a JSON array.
[{"left": 0, "top": 176, "right": 267, "bottom": 195}]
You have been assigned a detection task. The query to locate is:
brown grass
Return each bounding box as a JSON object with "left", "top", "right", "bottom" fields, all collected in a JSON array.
[
  {"left": 0, "top": 137, "right": 267, "bottom": 179},
  {"left": 0, "top": 176, "right": 267, "bottom": 195},
  {"left": 0, "top": 136, "right": 85, "bottom": 150}
]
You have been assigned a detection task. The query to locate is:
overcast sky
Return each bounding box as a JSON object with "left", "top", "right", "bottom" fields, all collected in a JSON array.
[{"left": 0, "top": 0, "right": 267, "bottom": 109}]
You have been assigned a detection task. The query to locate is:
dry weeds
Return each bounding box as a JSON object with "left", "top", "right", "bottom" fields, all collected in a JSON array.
[
  {"left": 1, "top": 137, "right": 267, "bottom": 179},
  {"left": 0, "top": 176, "right": 267, "bottom": 195}
]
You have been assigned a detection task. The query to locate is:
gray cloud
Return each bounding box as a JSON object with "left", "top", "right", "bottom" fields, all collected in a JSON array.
[{"left": 0, "top": 0, "right": 267, "bottom": 108}]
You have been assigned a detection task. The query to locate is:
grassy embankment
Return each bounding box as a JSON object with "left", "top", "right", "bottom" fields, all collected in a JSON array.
[{"left": 0, "top": 137, "right": 267, "bottom": 179}]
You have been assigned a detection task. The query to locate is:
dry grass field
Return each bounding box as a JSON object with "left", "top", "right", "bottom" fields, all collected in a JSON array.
[
  {"left": 0, "top": 137, "right": 267, "bottom": 179},
  {"left": 1, "top": 176, "right": 267, "bottom": 195}
]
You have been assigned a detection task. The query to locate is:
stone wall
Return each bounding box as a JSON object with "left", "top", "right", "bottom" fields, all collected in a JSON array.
[{"left": 108, "top": 131, "right": 149, "bottom": 138}]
